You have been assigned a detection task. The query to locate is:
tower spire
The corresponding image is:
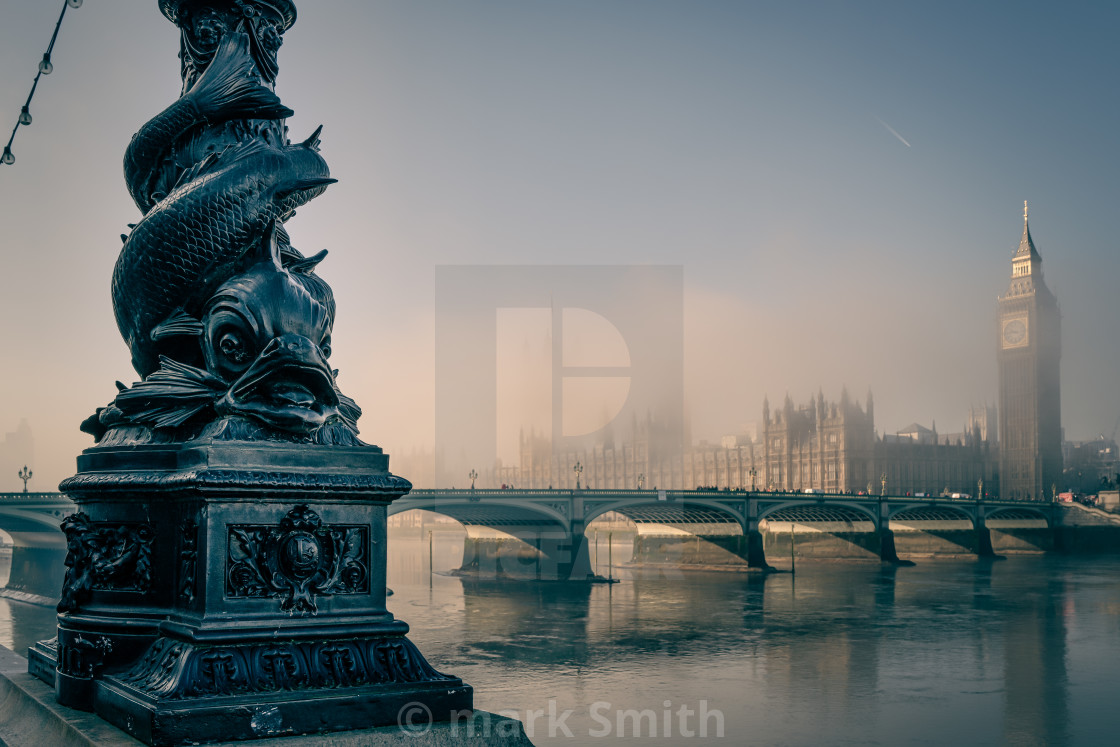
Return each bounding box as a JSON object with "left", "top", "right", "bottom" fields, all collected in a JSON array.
[{"left": 1017, "top": 200, "right": 1039, "bottom": 259}]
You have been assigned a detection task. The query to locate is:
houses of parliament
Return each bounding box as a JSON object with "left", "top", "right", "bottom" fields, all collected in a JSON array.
[{"left": 501, "top": 204, "right": 1064, "bottom": 501}]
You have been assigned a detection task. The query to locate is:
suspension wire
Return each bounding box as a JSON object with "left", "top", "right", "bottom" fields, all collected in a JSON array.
[{"left": 2, "top": 0, "right": 83, "bottom": 167}]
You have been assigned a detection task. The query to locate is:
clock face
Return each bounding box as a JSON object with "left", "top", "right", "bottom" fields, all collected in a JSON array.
[{"left": 1002, "top": 318, "right": 1028, "bottom": 348}]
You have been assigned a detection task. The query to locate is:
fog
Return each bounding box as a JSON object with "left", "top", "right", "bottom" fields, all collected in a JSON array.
[{"left": 1, "top": 1, "right": 1117, "bottom": 490}]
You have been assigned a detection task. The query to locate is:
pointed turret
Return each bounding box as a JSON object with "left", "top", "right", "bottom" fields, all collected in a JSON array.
[
  {"left": 1015, "top": 200, "right": 1041, "bottom": 261},
  {"left": 1006, "top": 201, "right": 1049, "bottom": 298}
]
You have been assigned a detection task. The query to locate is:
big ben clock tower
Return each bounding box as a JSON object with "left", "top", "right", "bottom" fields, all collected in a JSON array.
[{"left": 998, "top": 202, "right": 1062, "bottom": 500}]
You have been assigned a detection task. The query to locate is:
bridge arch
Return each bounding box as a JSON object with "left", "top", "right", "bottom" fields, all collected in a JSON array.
[
  {"left": 388, "top": 498, "right": 568, "bottom": 533},
  {"left": 757, "top": 500, "right": 878, "bottom": 525},
  {"left": 985, "top": 506, "right": 1050, "bottom": 527},
  {"left": 0, "top": 506, "right": 69, "bottom": 549},
  {"left": 583, "top": 498, "right": 745, "bottom": 534},
  {"left": 887, "top": 504, "right": 976, "bottom": 527},
  {"left": 390, "top": 495, "right": 580, "bottom": 578},
  {"left": 0, "top": 507, "right": 68, "bottom": 535}
]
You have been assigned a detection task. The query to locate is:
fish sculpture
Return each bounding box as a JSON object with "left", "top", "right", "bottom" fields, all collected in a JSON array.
[
  {"left": 124, "top": 29, "right": 292, "bottom": 214},
  {"left": 112, "top": 131, "right": 334, "bottom": 378},
  {"left": 91, "top": 0, "right": 361, "bottom": 445},
  {"left": 94, "top": 236, "right": 361, "bottom": 444}
]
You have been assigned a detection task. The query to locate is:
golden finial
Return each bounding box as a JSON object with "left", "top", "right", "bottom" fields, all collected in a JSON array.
[{"left": 1024, "top": 200, "right": 1029, "bottom": 221}]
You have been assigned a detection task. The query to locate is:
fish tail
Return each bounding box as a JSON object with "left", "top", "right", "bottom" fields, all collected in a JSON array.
[{"left": 189, "top": 31, "right": 294, "bottom": 122}]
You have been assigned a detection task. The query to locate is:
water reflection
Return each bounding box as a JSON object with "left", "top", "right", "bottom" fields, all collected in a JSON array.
[
  {"left": 387, "top": 535, "right": 1113, "bottom": 746},
  {"left": 1001, "top": 572, "right": 1070, "bottom": 746},
  {"left": 0, "top": 532, "right": 1112, "bottom": 745}
]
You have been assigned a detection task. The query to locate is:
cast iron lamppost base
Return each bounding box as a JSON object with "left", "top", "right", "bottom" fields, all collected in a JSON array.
[{"left": 30, "top": 441, "right": 471, "bottom": 745}]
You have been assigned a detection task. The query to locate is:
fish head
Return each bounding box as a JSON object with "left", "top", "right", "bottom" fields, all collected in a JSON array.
[
  {"left": 203, "top": 261, "right": 340, "bottom": 433},
  {"left": 217, "top": 333, "right": 340, "bottom": 433}
]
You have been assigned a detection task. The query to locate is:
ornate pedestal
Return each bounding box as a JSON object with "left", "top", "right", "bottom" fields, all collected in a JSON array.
[{"left": 30, "top": 440, "right": 471, "bottom": 745}]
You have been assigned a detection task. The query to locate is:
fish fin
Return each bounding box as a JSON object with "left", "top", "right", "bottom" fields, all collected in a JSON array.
[
  {"left": 189, "top": 31, "right": 294, "bottom": 122},
  {"left": 275, "top": 222, "right": 291, "bottom": 246},
  {"left": 336, "top": 387, "right": 363, "bottom": 431},
  {"left": 245, "top": 220, "right": 283, "bottom": 266},
  {"left": 302, "top": 125, "right": 324, "bottom": 151},
  {"left": 115, "top": 381, "right": 128, "bottom": 392},
  {"left": 170, "top": 151, "right": 223, "bottom": 191},
  {"left": 150, "top": 310, "right": 205, "bottom": 341},
  {"left": 173, "top": 139, "right": 273, "bottom": 192},
  {"left": 278, "top": 242, "right": 305, "bottom": 266},
  {"left": 114, "top": 357, "right": 225, "bottom": 429},
  {"left": 218, "top": 137, "right": 273, "bottom": 164},
  {"left": 288, "top": 249, "right": 328, "bottom": 274},
  {"left": 275, "top": 177, "right": 337, "bottom": 200},
  {"left": 121, "top": 234, "right": 128, "bottom": 244}
]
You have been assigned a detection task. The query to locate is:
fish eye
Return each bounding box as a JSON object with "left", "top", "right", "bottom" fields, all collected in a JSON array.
[
  {"left": 321, "top": 337, "right": 332, "bottom": 359},
  {"left": 219, "top": 331, "right": 250, "bottom": 364}
]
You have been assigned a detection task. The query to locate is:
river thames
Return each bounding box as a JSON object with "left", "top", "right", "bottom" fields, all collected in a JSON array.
[{"left": 2, "top": 536, "right": 1119, "bottom": 745}]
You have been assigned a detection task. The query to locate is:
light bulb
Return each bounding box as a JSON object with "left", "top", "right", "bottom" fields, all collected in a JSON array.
[
  {"left": 67, "top": 0, "right": 83, "bottom": 7},
  {"left": 18, "top": 106, "right": 31, "bottom": 126},
  {"left": 2, "top": 148, "right": 14, "bottom": 165},
  {"left": 39, "top": 53, "right": 53, "bottom": 75}
]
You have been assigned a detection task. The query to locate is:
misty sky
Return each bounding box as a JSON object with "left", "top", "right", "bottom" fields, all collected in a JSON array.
[{"left": 1, "top": 0, "right": 1118, "bottom": 491}]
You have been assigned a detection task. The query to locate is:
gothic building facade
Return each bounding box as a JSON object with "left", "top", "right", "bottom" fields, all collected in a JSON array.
[{"left": 503, "top": 390, "right": 997, "bottom": 497}]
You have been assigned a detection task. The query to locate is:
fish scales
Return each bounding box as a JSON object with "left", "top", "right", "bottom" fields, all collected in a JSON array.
[{"left": 113, "top": 144, "right": 330, "bottom": 377}]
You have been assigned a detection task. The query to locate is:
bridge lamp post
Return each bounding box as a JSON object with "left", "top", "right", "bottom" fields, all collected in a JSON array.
[
  {"left": 468, "top": 469, "right": 478, "bottom": 490},
  {"left": 637, "top": 473, "right": 645, "bottom": 490},
  {"left": 18, "top": 465, "right": 32, "bottom": 493},
  {"left": 978, "top": 478, "right": 984, "bottom": 502},
  {"left": 748, "top": 467, "right": 757, "bottom": 492},
  {"left": 880, "top": 472, "right": 887, "bottom": 497},
  {"left": 574, "top": 461, "right": 583, "bottom": 491}
]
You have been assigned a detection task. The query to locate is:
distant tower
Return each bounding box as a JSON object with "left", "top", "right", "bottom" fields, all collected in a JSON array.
[{"left": 997, "top": 202, "right": 1062, "bottom": 500}]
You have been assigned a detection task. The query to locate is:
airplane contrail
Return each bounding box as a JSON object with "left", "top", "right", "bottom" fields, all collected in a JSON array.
[{"left": 874, "top": 116, "right": 911, "bottom": 148}]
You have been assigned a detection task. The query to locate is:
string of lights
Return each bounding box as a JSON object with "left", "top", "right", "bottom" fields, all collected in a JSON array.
[{"left": 2, "top": 0, "right": 84, "bottom": 167}]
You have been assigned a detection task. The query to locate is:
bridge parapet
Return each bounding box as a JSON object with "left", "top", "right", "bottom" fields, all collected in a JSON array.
[{"left": 0, "top": 492, "right": 75, "bottom": 503}]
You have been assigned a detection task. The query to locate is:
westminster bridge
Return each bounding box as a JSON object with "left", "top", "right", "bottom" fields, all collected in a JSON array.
[
  {"left": 394, "top": 488, "right": 1060, "bottom": 578},
  {"left": 0, "top": 488, "right": 1062, "bottom": 590}
]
